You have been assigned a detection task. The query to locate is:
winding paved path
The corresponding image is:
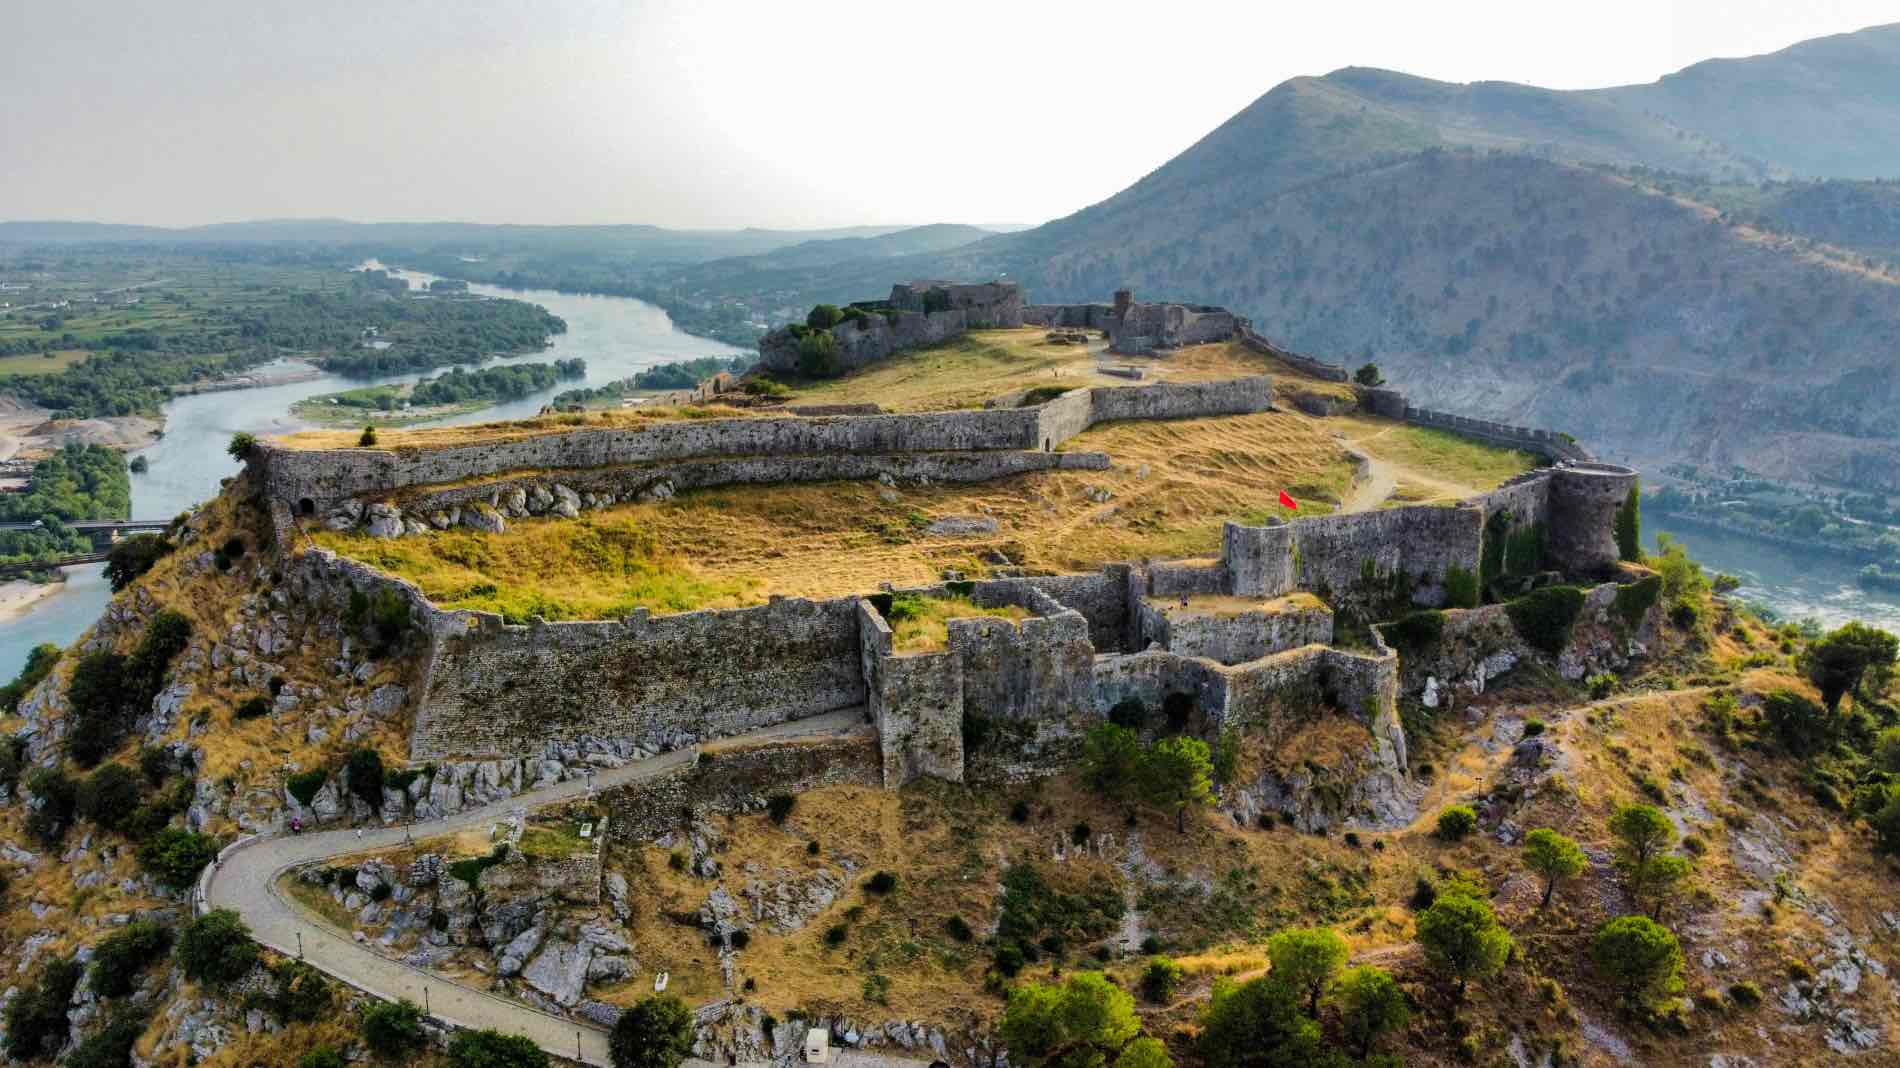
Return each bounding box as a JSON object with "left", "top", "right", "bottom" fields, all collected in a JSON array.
[{"left": 203, "top": 709, "right": 866, "bottom": 1067}]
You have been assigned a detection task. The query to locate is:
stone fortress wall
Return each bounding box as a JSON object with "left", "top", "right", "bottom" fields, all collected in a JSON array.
[
  {"left": 256, "top": 276, "right": 1638, "bottom": 829},
  {"left": 1024, "top": 288, "right": 1243, "bottom": 356},
  {"left": 257, "top": 376, "right": 1277, "bottom": 537},
  {"left": 756, "top": 280, "right": 1024, "bottom": 376},
  {"left": 364, "top": 460, "right": 1631, "bottom": 804}
]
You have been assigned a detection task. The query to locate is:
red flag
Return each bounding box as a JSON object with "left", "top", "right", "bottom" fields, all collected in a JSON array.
[{"left": 1279, "top": 490, "right": 1298, "bottom": 510}]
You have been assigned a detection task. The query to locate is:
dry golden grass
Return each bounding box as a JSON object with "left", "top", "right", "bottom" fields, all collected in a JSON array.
[
  {"left": 774, "top": 330, "right": 1287, "bottom": 413},
  {"left": 315, "top": 407, "right": 1364, "bottom": 619},
  {"left": 275, "top": 403, "right": 748, "bottom": 451},
  {"left": 1149, "top": 592, "right": 1327, "bottom": 620},
  {"left": 1336, "top": 418, "right": 1541, "bottom": 494},
  {"left": 600, "top": 774, "right": 1386, "bottom": 1029}
]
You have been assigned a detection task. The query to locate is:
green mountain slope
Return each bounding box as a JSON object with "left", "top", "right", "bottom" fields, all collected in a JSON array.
[
  {"left": 1597, "top": 23, "right": 1900, "bottom": 178},
  {"left": 713, "top": 24, "right": 1900, "bottom": 489}
]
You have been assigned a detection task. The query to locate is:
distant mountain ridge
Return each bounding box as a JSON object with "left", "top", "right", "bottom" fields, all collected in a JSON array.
[{"left": 690, "top": 23, "right": 1900, "bottom": 491}]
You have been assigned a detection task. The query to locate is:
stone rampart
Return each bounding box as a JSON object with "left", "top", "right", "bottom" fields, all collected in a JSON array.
[
  {"left": 262, "top": 375, "right": 1276, "bottom": 518},
  {"left": 1223, "top": 522, "right": 1296, "bottom": 598},
  {"left": 1547, "top": 464, "right": 1638, "bottom": 577},
  {"left": 1238, "top": 328, "right": 1351, "bottom": 382},
  {"left": 950, "top": 597, "right": 1094, "bottom": 725},
  {"left": 758, "top": 281, "right": 1022, "bottom": 375},
  {"left": 600, "top": 730, "right": 882, "bottom": 843},
  {"left": 1137, "top": 598, "right": 1334, "bottom": 666},
  {"left": 1023, "top": 304, "right": 1116, "bottom": 329},
  {"left": 391, "top": 449, "right": 1111, "bottom": 524},
  {"left": 1034, "top": 389, "right": 1095, "bottom": 451},
  {"left": 1088, "top": 377, "right": 1274, "bottom": 426},
  {"left": 978, "top": 569, "right": 1131, "bottom": 652},
  {"left": 1110, "top": 301, "right": 1242, "bottom": 355},
  {"left": 258, "top": 408, "right": 1043, "bottom": 514},
  {"left": 410, "top": 595, "right": 866, "bottom": 760},
  {"left": 1405, "top": 406, "right": 1593, "bottom": 463},
  {"left": 871, "top": 651, "right": 964, "bottom": 789},
  {"left": 1291, "top": 506, "right": 1486, "bottom": 609}
]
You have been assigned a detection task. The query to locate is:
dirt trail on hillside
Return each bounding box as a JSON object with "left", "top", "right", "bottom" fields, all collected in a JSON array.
[{"left": 1334, "top": 424, "right": 1486, "bottom": 512}]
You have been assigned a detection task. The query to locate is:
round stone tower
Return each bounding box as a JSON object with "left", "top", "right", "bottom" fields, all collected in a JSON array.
[{"left": 1546, "top": 463, "right": 1638, "bottom": 578}]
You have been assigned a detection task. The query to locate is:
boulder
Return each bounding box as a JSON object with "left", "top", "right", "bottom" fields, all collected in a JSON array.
[
  {"left": 521, "top": 938, "right": 592, "bottom": 1006},
  {"left": 462, "top": 504, "right": 506, "bottom": 534},
  {"left": 364, "top": 503, "right": 404, "bottom": 539},
  {"left": 497, "top": 926, "right": 545, "bottom": 977}
]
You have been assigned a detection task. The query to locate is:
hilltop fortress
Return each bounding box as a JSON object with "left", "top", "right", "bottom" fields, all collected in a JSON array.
[{"left": 249, "top": 281, "right": 1646, "bottom": 834}]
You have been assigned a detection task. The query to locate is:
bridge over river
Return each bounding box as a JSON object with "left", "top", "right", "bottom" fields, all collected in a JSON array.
[{"left": 0, "top": 519, "right": 170, "bottom": 578}]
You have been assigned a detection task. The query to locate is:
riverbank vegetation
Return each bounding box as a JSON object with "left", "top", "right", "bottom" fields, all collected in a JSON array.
[
  {"left": 551, "top": 355, "right": 752, "bottom": 408},
  {"left": 0, "top": 249, "right": 565, "bottom": 417},
  {"left": 1651, "top": 466, "right": 1900, "bottom": 570},
  {"left": 292, "top": 359, "right": 585, "bottom": 425},
  {"left": 0, "top": 444, "right": 130, "bottom": 522}
]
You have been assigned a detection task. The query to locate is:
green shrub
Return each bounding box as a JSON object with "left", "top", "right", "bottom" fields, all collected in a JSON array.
[
  {"left": 67, "top": 610, "right": 190, "bottom": 766},
  {"left": 104, "top": 533, "right": 173, "bottom": 592},
  {"left": 1009, "top": 799, "right": 1031, "bottom": 823},
  {"left": 1019, "top": 385, "right": 1073, "bottom": 407},
  {"left": 806, "top": 304, "right": 843, "bottom": 330},
  {"left": 1436, "top": 805, "right": 1478, "bottom": 841},
  {"left": 1383, "top": 610, "right": 1445, "bottom": 654},
  {"left": 77, "top": 762, "right": 144, "bottom": 832},
  {"left": 346, "top": 747, "right": 386, "bottom": 811},
  {"left": 1506, "top": 585, "right": 1587, "bottom": 655},
  {"left": 358, "top": 426, "right": 378, "bottom": 447},
  {"left": 1, "top": 957, "right": 81, "bottom": 1062},
  {"left": 62, "top": 1007, "right": 148, "bottom": 1068},
  {"left": 235, "top": 695, "right": 271, "bottom": 720},
  {"left": 945, "top": 915, "right": 974, "bottom": 943},
  {"left": 865, "top": 870, "right": 898, "bottom": 895},
  {"left": 1613, "top": 575, "right": 1662, "bottom": 630},
  {"left": 1592, "top": 915, "right": 1684, "bottom": 1005},
  {"left": 1615, "top": 485, "right": 1642, "bottom": 563},
  {"left": 176, "top": 909, "right": 259, "bottom": 986},
  {"left": 766, "top": 793, "right": 796, "bottom": 825},
  {"left": 1522, "top": 720, "right": 1546, "bottom": 737},
  {"left": 299, "top": 1046, "right": 347, "bottom": 1068},
  {"left": 824, "top": 924, "right": 849, "bottom": 947},
  {"left": 0, "top": 644, "right": 60, "bottom": 715},
  {"left": 448, "top": 1028, "right": 549, "bottom": 1068},
  {"left": 1728, "top": 980, "right": 1763, "bottom": 1009},
  {"left": 1140, "top": 956, "right": 1185, "bottom": 1003},
  {"left": 1443, "top": 566, "right": 1480, "bottom": 609},
  {"left": 610, "top": 994, "right": 694, "bottom": 1068},
  {"left": 257, "top": 960, "right": 333, "bottom": 1023},
  {"left": 361, "top": 998, "right": 427, "bottom": 1058},
  {"left": 138, "top": 828, "right": 220, "bottom": 887},
  {"left": 448, "top": 844, "right": 510, "bottom": 886},
  {"left": 796, "top": 332, "right": 841, "bottom": 378},
  {"left": 23, "top": 767, "right": 77, "bottom": 845},
  {"left": 227, "top": 432, "right": 256, "bottom": 461},
  {"left": 1587, "top": 673, "right": 1617, "bottom": 699},
  {"left": 286, "top": 769, "right": 327, "bottom": 806}
]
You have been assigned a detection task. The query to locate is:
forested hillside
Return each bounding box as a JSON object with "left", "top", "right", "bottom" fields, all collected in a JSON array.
[{"left": 665, "top": 24, "right": 1900, "bottom": 491}]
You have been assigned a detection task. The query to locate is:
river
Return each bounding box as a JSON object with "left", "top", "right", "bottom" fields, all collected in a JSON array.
[{"left": 0, "top": 267, "right": 742, "bottom": 679}]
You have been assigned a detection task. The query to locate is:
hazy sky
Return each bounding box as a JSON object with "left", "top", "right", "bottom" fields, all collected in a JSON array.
[{"left": 3, "top": 1, "right": 1894, "bottom": 229}]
